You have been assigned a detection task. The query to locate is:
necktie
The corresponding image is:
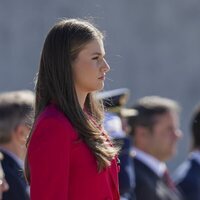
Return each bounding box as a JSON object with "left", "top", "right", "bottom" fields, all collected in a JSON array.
[{"left": 162, "top": 169, "right": 175, "bottom": 190}]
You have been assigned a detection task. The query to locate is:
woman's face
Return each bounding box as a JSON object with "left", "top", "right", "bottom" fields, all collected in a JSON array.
[{"left": 73, "top": 39, "right": 110, "bottom": 95}]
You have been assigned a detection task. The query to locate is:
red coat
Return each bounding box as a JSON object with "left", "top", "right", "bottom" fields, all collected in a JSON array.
[{"left": 28, "top": 104, "right": 120, "bottom": 200}]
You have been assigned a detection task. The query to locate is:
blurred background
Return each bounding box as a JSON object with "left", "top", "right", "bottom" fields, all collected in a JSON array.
[{"left": 0, "top": 0, "right": 200, "bottom": 171}]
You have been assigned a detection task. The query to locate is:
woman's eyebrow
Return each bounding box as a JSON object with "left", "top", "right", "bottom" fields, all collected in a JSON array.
[{"left": 91, "top": 52, "right": 105, "bottom": 56}]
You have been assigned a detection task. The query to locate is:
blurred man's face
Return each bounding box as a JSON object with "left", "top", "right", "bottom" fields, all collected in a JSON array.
[
  {"left": 146, "top": 112, "right": 182, "bottom": 161},
  {"left": 0, "top": 162, "right": 9, "bottom": 199}
]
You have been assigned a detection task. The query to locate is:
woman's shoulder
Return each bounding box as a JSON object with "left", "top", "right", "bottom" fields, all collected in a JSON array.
[
  {"left": 38, "top": 103, "right": 65, "bottom": 120},
  {"left": 34, "top": 104, "right": 77, "bottom": 139}
]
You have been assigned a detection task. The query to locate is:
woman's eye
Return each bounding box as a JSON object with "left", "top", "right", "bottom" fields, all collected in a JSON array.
[{"left": 92, "top": 57, "right": 99, "bottom": 60}]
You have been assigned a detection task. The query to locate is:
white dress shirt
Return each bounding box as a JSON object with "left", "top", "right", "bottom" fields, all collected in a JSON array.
[
  {"left": 132, "top": 147, "right": 167, "bottom": 177},
  {"left": 189, "top": 150, "right": 200, "bottom": 165}
]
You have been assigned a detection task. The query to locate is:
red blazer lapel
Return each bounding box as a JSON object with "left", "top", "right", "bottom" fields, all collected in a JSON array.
[{"left": 108, "top": 158, "right": 120, "bottom": 199}]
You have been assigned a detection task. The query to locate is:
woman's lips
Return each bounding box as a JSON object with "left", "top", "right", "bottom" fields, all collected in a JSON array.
[{"left": 98, "top": 76, "right": 105, "bottom": 80}]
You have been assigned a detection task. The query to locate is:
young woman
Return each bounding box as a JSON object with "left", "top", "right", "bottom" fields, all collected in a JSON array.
[{"left": 25, "top": 19, "right": 120, "bottom": 200}]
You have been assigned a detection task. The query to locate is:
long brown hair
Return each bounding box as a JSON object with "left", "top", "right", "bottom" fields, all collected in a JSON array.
[{"left": 25, "top": 19, "right": 118, "bottom": 183}]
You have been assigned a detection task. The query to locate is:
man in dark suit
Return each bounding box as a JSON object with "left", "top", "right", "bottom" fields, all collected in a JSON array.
[
  {"left": 128, "top": 96, "right": 183, "bottom": 200},
  {"left": 0, "top": 90, "right": 34, "bottom": 200},
  {"left": 174, "top": 104, "right": 200, "bottom": 200}
]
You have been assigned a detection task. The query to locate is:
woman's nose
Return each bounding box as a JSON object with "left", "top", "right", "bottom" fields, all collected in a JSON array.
[{"left": 102, "top": 59, "right": 110, "bottom": 73}]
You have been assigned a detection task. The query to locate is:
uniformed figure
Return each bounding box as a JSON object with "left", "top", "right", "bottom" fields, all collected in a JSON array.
[
  {"left": 174, "top": 103, "right": 200, "bottom": 200},
  {"left": 98, "top": 88, "right": 137, "bottom": 200}
]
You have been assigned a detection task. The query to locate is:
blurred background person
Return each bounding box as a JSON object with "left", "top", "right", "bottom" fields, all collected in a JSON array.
[
  {"left": 98, "top": 88, "right": 137, "bottom": 200},
  {"left": 0, "top": 152, "right": 9, "bottom": 200},
  {"left": 174, "top": 103, "right": 200, "bottom": 200},
  {"left": 128, "top": 96, "right": 183, "bottom": 200},
  {"left": 0, "top": 90, "right": 34, "bottom": 200}
]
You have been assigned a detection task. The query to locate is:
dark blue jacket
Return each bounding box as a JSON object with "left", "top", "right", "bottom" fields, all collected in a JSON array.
[
  {"left": 115, "top": 137, "right": 136, "bottom": 200},
  {"left": 175, "top": 158, "right": 200, "bottom": 200},
  {"left": 134, "top": 157, "right": 182, "bottom": 200},
  {"left": 1, "top": 150, "right": 29, "bottom": 200}
]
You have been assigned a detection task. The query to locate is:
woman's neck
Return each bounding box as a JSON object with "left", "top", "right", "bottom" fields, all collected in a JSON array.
[{"left": 76, "top": 89, "right": 88, "bottom": 109}]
